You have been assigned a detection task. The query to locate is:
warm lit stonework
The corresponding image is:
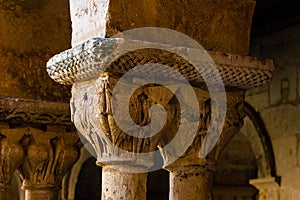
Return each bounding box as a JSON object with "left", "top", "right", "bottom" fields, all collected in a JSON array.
[
  {"left": 46, "top": 0, "right": 274, "bottom": 200},
  {"left": 47, "top": 40, "right": 273, "bottom": 200},
  {"left": 0, "top": 99, "right": 81, "bottom": 200}
]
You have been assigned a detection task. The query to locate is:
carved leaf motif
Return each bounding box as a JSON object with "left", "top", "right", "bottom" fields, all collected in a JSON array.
[
  {"left": 18, "top": 134, "right": 80, "bottom": 186},
  {"left": 0, "top": 133, "right": 24, "bottom": 185}
]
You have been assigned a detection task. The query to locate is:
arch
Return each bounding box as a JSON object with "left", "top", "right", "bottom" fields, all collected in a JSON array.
[
  {"left": 74, "top": 157, "right": 102, "bottom": 200},
  {"left": 241, "top": 102, "right": 279, "bottom": 181},
  {"left": 62, "top": 146, "right": 94, "bottom": 200}
]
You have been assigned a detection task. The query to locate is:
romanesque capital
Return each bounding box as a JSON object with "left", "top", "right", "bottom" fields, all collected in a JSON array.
[
  {"left": 18, "top": 133, "right": 81, "bottom": 189},
  {"left": 47, "top": 37, "right": 274, "bottom": 170},
  {"left": 0, "top": 132, "right": 24, "bottom": 200},
  {"left": 0, "top": 98, "right": 81, "bottom": 200}
]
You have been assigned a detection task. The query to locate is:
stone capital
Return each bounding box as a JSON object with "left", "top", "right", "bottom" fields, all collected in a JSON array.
[
  {"left": 17, "top": 130, "right": 81, "bottom": 188},
  {"left": 250, "top": 177, "right": 280, "bottom": 200},
  {"left": 47, "top": 38, "right": 274, "bottom": 172},
  {"left": 0, "top": 132, "right": 25, "bottom": 200}
]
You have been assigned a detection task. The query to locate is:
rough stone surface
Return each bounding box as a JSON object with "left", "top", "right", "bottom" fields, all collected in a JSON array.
[
  {"left": 169, "top": 166, "right": 213, "bottom": 200},
  {"left": 0, "top": 0, "right": 72, "bottom": 102},
  {"left": 0, "top": 125, "right": 80, "bottom": 200},
  {"left": 248, "top": 24, "right": 300, "bottom": 199},
  {"left": 46, "top": 38, "right": 274, "bottom": 89},
  {"left": 69, "top": 0, "right": 255, "bottom": 55},
  {"left": 101, "top": 167, "right": 147, "bottom": 200},
  {"left": 24, "top": 189, "right": 58, "bottom": 200}
]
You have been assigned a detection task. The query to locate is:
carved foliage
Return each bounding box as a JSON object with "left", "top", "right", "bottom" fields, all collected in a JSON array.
[
  {"left": 18, "top": 134, "right": 80, "bottom": 186},
  {"left": 0, "top": 133, "right": 24, "bottom": 185},
  {"left": 72, "top": 75, "right": 246, "bottom": 168},
  {"left": 71, "top": 76, "right": 180, "bottom": 165},
  {"left": 165, "top": 89, "right": 246, "bottom": 168}
]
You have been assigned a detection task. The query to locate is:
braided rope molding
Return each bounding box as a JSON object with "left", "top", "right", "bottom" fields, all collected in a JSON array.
[{"left": 46, "top": 38, "right": 274, "bottom": 89}]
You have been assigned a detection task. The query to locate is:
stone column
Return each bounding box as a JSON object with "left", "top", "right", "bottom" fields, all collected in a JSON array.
[
  {"left": 0, "top": 98, "right": 81, "bottom": 200},
  {"left": 47, "top": 38, "right": 273, "bottom": 199},
  {"left": 69, "top": 75, "right": 182, "bottom": 200},
  {"left": 250, "top": 177, "right": 280, "bottom": 200},
  {"left": 47, "top": 0, "right": 274, "bottom": 199},
  {"left": 101, "top": 167, "right": 147, "bottom": 200},
  {"left": 163, "top": 88, "right": 246, "bottom": 200},
  {"left": 169, "top": 166, "right": 213, "bottom": 200},
  {"left": 0, "top": 132, "right": 24, "bottom": 200}
]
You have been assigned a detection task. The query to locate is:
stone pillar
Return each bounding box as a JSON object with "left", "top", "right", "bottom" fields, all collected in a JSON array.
[
  {"left": 23, "top": 186, "right": 59, "bottom": 200},
  {"left": 101, "top": 167, "right": 147, "bottom": 200},
  {"left": 169, "top": 166, "right": 213, "bottom": 200},
  {"left": 162, "top": 87, "right": 246, "bottom": 200},
  {"left": 0, "top": 133, "right": 24, "bottom": 200},
  {"left": 0, "top": 98, "right": 81, "bottom": 200},
  {"left": 250, "top": 177, "right": 280, "bottom": 200},
  {"left": 47, "top": 0, "right": 274, "bottom": 199},
  {"left": 47, "top": 38, "right": 273, "bottom": 199}
]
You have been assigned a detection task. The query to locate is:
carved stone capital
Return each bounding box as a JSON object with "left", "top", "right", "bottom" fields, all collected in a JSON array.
[
  {"left": 45, "top": 38, "right": 274, "bottom": 171},
  {"left": 169, "top": 165, "right": 214, "bottom": 200},
  {"left": 71, "top": 75, "right": 181, "bottom": 170},
  {"left": 0, "top": 133, "right": 24, "bottom": 185},
  {"left": 15, "top": 128, "right": 81, "bottom": 191},
  {"left": 0, "top": 132, "right": 25, "bottom": 200},
  {"left": 165, "top": 89, "right": 246, "bottom": 170}
]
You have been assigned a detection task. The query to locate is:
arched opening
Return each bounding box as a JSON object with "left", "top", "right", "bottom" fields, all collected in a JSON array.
[
  {"left": 213, "top": 131, "right": 259, "bottom": 199},
  {"left": 75, "top": 157, "right": 102, "bottom": 200},
  {"left": 147, "top": 169, "right": 169, "bottom": 200},
  {"left": 243, "top": 102, "right": 278, "bottom": 179}
]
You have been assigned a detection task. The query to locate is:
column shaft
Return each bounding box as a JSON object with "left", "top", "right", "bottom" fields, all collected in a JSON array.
[
  {"left": 23, "top": 186, "right": 59, "bottom": 200},
  {"left": 101, "top": 167, "right": 147, "bottom": 200},
  {"left": 169, "top": 166, "right": 213, "bottom": 200}
]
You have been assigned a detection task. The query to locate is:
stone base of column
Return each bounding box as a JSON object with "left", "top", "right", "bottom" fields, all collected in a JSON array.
[
  {"left": 101, "top": 167, "right": 147, "bottom": 200},
  {"left": 22, "top": 185, "right": 60, "bottom": 200},
  {"left": 169, "top": 166, "right": 213, "bottom": 200},
  {"left": 0, "top": 184, "right": 10, "bottom": 200}
]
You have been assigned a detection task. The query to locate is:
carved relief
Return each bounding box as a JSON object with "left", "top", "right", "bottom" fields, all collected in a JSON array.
[
  {"left": 18, "top": 133, "right": 81, "bottom": 188},
  {"left": 71, "top": 72, "right": 246, "bottom": 170},
  {"left": 71, "top": 76, "right": 181, "bottom": 168},
  {"left": 206, "top": 90, "right": 245, "bottom": 163},
  {"left": 0, "top": 133, "right": 24, "bottom": 186}
]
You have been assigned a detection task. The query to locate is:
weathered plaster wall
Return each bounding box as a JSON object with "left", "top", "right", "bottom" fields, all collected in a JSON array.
[
  {"left": 249, "top": 24, "right": 300, "bottom": 199},
  {"left": 0, "top": 0, "right": 71, "bottom": 102}
]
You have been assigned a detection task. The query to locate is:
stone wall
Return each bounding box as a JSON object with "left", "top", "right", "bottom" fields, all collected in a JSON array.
[
  {"left": 248, "top": 24, "right": 300, "bottom": 199},
  {"left": 0, "top": 0, "right": 71, "bottom": 102}
]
